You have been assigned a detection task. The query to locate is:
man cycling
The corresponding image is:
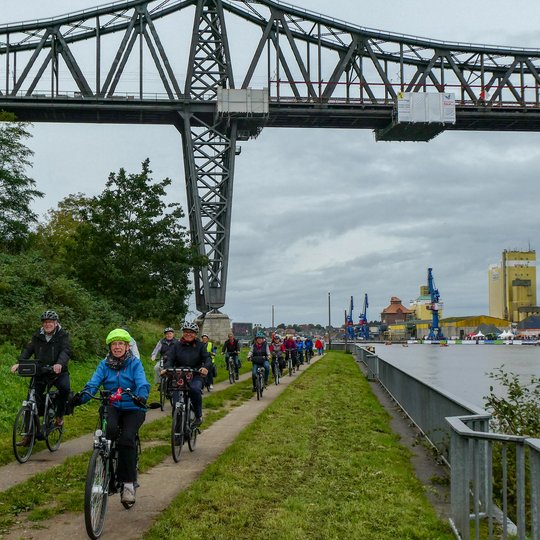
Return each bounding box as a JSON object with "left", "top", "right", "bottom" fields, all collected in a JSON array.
[
  {"left": 304, "top": 336, "right": 314, "bottom": 359},
  {"left": 70, "top": 328, "right": 150, "bottom": 505},
  {"left": 248, "top": 331, "right": 270, "bottom": 390},
  {"left": 201, "top": 333, "right": 216, "bottom": 391},
  {"left": 161, "top": 321, "right": 211, "bottom": 426},
  {"left": 11, "top": 310, "right": 72, "bottom": 438},
  {"left": 295, "top": 336, "right": 305, "bottom": 365},
  {"left": 269, "top": 334, "right": 285, "bottom": 378},
  {"left": 150, "top": 327, "right": 177, "bottom": 386},
  {"left": 222, "top": 333, "right": 241, "bottom": 380},
  {"left": 283, "top": 334, "right": 297, "bottom": 370}
]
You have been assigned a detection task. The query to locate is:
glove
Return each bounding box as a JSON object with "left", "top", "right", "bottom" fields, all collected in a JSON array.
[
  {"left": 67, "top": 392, "right": 82, "bottom": 412},
  {"left": 134, "top": 396, "right": 147, "bottom": 407}
]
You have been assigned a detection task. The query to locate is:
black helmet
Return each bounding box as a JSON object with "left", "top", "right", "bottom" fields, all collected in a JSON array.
[
  {"left": 40, "top": 310, "right": 59, "bottom": 321},
  {"left": 164, "top": 327, "right": 174, "bottom": 333}
]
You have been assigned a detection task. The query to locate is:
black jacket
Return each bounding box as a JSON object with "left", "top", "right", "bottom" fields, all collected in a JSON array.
[
  {"left": 222, "top": 338, "right": 240, "bottom": 354},
  {"left": 163, "top": 338, "right": 212, "bottom": 372},
  {"left": 19, "top": 326, "right": 72, "bottom": 372}
]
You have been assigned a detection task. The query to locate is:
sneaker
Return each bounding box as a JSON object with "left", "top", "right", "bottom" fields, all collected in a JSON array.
[
  {"left": 209, "top": 385, "right": 214, "bottom": 390},
  {"left": 121, "top": 483, "right": 136, "bottom": 504},
  {"left": 194, "top": 416, "right": 203, "bottom": 427}
]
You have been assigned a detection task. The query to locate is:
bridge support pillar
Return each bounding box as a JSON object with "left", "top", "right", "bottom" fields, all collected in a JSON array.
[{"left": 197, "top": 311, "right": 232, "bottom": 343}]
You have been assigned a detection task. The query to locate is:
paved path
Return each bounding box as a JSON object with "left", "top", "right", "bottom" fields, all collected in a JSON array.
[{"left": 3, "top": 359, "right": 320, "bottom": 539}]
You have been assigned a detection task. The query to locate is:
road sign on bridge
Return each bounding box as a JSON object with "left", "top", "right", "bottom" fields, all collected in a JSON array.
[{"left": 1, "top": 0, "right": 540, "bottom": 315}]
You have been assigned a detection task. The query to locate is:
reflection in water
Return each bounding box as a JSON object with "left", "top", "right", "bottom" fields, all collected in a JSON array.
[{"left": 375, "top": 345, "right": 540, "bottom": 408}]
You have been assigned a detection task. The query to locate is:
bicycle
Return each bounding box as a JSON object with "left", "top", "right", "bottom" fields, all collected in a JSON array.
[
  {"left": 163, "top": 368, "right": 200, "bottom": 463},
  {"left": 286, "top": 350, "right": 295, "bottom": 376},
  {"left": 12, "top": 361, "right": 65, "bottom": 463},
  {"left": 81, "top": 387, "right": 148, "bottom": 539},
  {"left": 271, "top": 353, "right": 281, "bottom": 385},
  {"left": 254, "top": 365, "right": 265, "bottom": 400},
  {"left": 226, "top": 353, "right": 236, "bottom": 384}
]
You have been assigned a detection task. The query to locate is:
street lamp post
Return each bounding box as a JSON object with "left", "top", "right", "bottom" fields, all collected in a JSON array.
[{"left": 328, "top": 292, "right": 332, "bottom": 350}]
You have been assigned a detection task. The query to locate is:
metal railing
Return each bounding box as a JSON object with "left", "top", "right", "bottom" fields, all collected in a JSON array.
[{"left": 356, "top": 345, "right": 540, "bottom": 539}]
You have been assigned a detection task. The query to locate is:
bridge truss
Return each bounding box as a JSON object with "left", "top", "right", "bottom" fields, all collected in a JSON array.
[{"left": 1, "top": 0, "right": 540, "bottom": 313}]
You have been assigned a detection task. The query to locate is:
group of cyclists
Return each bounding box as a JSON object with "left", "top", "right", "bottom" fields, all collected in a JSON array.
[{"left": 11, "top": 310, "right": 323, "bottom": 507}]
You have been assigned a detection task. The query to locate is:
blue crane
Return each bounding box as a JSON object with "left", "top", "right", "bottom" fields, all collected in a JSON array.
[
  {"left": 358, "top": 293, "right": 370, "bottom": 340},
  {"left": 345, "top": 296, "right": 356, "bottom": 340},
  {"left": 426, "top": 268, "right": 445, "bottom": 340}
]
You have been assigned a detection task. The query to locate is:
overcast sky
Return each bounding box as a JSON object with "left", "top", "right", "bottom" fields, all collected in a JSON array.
[{"left": 3, "top": 1, "right": 540, "bottom": 327}]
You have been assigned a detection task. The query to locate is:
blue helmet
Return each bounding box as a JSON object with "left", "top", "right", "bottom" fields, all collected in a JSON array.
[{"left": 256, "top": 331, "right": 265, "bottom": 339}]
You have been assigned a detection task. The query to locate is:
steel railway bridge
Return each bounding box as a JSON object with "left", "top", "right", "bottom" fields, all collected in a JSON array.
[{"left": 1, "top": 0, "right": 540, "bottom": 315}]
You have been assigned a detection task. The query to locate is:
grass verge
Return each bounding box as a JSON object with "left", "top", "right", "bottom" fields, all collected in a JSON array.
[{"left": 145, "top": 352, "right": 454, "bottom": 540}]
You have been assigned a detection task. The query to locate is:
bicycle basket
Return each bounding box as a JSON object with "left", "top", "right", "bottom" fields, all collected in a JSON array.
[
  {"left": 17, "top": 361, "right": 38, "bottom": 377},
  {"left": 169, "top": 371, "right": 193, "bottom": 390}
]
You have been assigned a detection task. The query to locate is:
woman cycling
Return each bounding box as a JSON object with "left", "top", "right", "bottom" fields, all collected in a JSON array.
[{"left": 72, "top": 328, "right": 150, "bottom": 505}]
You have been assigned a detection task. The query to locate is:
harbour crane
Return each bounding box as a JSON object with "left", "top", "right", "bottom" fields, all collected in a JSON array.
[
  {"left": 358, "top": 293, "right": 370, "bottom": 340},
  {"left": 426, "top": 268, "right": 445, "bottom": 340},
  {"left": 345, "top": 296, "right": 356, "bottom": 340}
]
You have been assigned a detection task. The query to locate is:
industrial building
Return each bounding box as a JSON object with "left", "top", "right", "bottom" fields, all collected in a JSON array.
[{"left": 488, "top": 249, "right": 538, "bottom": 322}]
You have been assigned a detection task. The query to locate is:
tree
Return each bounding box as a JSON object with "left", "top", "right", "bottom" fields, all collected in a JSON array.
[
  {"left": 69, "top": 159, "right": 204, "bottom": 320},
  {"left": 0, "top": 111, "right": 43, "bottom": 252}
]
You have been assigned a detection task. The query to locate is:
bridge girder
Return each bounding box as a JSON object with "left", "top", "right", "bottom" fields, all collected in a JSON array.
[{"left": 1, "top": 0, "right": 540, "bottom": 314}]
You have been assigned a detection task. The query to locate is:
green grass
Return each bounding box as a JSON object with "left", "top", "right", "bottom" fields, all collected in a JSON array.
[{"left": 145, "top": 352, "right": 454, "bottom": 540}]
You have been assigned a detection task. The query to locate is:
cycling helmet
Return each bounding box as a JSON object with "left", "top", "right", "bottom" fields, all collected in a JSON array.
[
  {"left": 106, "top": 328, "right": 132, "bottom": 345},
  {"left": 181, "top": 321, "right": 199, "bottom": 333},
  {"left": 255, "top": 331, "right": 265, "bottom": 338},
  {"left": 201, "top": 333, "right": 209, "bottom": 339},
  {"left": 164, "top": 327, "right": 174, "bottom": 333},
  {"left": 41, "top": 310, "right": 59, "bottom": 321}
]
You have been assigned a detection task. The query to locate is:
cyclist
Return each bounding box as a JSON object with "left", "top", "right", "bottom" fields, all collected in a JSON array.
[
  {"left": 161, "top": 321, "right": 211, "bottom": 426},
  {"left": 283, "top": 334, "right": 297, "bottom": 370},
  {"left": 222, "top": 333, "right": 240, "bottom": 380},
  {"left": 304, "top": 336, "right": 314, "bottom": 359},
  {"left": 10, "top": 310, "right": 72, "bottom": 440},
  {"left": 269, "top": 334, "right": 285, "bottom": 378},
  {"left": 295, "top": 336, "right": 305, "bottom": 365},
  {"left": 201, "top": 333, "right": 216, "bottom": 391},
  {"left": 248, "top": 331, "right": 270, "bottom": 391},
  {"left": 150, "top": 327, "right": 177, "bottom": 386},
  {"left": 70, "top": 328, "right": 150, "bottom": 505}
]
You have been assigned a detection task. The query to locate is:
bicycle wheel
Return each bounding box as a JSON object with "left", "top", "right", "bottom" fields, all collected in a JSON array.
[
  {"left": 12, "top": 406, "right": 36, "bottom": 463},
  {"left": 288, "top": 358, "right": 293, "bottom": 376},
  {"left": 159, "top": 378, "right": 167, "bottom": 411},
  {"left": 84, "top": 448, "right": 110, "bottom": 539},
  {"left": 44, "top": 395, "right": 63, "bottom": 452},
  {"left": 171, "top": 404, "right": 184, "bottom": 462},
  {"left": 187, "top": 405, "right": 198, "bottom": 452},
  {"left": 273, "top": 362, "right": 280, "bottom": 385},
  {"left": 228, "top": 363, "right": 235, "bottom": 384},
  {"left": 256, "top": 371, "right": 262, "bottom": 400}
]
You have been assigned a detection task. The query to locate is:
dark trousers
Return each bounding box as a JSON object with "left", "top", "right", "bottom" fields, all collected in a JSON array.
[
  {"left": 106, "top": 406, "right": 146, "bottom": 483},
  {"left": 34, "top": 372, "right": 71, "bottom": 417},
  {"left": 172, "top": 376, "right": 204, "bottom": 419}
]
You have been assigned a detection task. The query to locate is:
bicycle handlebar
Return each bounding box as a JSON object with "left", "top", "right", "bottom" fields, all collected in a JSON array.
[{"left": 79, "top": 387, "right": 148, "bottom": 409}]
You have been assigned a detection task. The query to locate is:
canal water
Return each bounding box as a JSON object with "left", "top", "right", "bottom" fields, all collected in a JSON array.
[{"left": 373, "top": 344, "right": 540, "bottom": 408}]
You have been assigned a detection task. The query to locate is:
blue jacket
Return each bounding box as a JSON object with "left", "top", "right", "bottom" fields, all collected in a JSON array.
[{"left": 81, "top": 353, "right": 150, "bottom": 411}]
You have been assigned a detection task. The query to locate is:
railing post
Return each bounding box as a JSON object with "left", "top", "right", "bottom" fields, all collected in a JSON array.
[{"left": 450, "top": 429, "right": 470, "bottom": 539}]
